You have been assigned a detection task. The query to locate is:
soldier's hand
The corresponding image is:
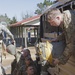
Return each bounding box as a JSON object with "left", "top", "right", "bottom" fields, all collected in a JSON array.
[{"left": 53, "top": 58, "right": 60, "bottom": 65}]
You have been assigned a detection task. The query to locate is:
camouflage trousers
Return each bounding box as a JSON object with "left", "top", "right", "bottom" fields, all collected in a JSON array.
[
  {"left": 0, "top": 48, "right": 3, "bottom": 75},
  {"left": 0, "top": 42, "right": 6, "bottom": 75},
  {"left": 0, "top": 56, "right": 6, "bottom": 75}
]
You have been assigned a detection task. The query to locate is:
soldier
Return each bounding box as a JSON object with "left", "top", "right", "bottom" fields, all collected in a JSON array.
[
  {"left": 46, "top": 8, "right": 75, "bottom": 65},
  {"left": 0, "top": 24, "right": 14, "bottom": 75},
  {"left": 28, "top": 28, "right": 31, "bottom": 43},
  {"left": 1, "top": 23, "right": 15, "bottom": 57}
]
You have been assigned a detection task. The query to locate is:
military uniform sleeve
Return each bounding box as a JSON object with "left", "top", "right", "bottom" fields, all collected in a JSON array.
[
  {"left": 57, "top": 10, "right": 75, "bottom": 64},
  {"left": 58, "top": 30, "right": 75, "bottom": 64},
  {"left": 1, "top": 25, "right": 14, "bottom": 40},
  {"left": 58, "top": 43, "right": 74, "bottom": 64}
]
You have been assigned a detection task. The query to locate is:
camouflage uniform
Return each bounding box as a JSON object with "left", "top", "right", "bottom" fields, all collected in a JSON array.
[
  {"left": 58, "top": 10, "right": 75, "bottom": 64},
  {"left": 0, "top": 24, "right": 14, "bottom": 40},
  {"left": 0, "top": 24, "right": 14, "bottom": 75}
]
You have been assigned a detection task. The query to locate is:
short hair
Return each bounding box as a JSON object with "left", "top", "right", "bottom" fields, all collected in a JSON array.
[{"left": 47, "top": 8, "right": 61, "bottom": 20}]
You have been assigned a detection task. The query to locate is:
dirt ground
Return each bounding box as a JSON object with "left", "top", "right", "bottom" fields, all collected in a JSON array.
[{"left": 2, "top": 46, "right": 36, "bottom": 75}]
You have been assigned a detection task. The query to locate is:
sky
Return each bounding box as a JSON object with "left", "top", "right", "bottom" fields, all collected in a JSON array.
[{"left": 0, "top": 0, "right": 55, "bottom": 21}]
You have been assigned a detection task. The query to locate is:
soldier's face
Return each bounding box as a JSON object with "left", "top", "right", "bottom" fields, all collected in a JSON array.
[{"left": 48, "top": 16, "right": 61, "bottom": 26}]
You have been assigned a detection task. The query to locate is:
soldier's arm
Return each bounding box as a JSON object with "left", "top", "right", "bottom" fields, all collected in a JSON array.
[
  {"left": 54, "top": 10, "right": 75, "bottom": 65},
  {"left": 58, "top": 27, "right": 75, "bottom": 64},
  {"left": 1, "top": 25, "right": 14, "bottom": 41},
  {"left": 58, "top": 43, "right": 74, "bottom": 64}
]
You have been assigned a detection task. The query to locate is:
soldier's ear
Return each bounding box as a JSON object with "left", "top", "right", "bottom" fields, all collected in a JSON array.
[{"left": 56, "top": 16, "right": 60, "bottom": 20}]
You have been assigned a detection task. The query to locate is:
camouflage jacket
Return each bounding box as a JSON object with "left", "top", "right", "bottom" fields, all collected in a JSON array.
[
  {"left": 58, "top": 10, "right": 75, "bottom": 64},
  {"left": 0, "top": 24, "right": 14, "bottom": 40}
]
